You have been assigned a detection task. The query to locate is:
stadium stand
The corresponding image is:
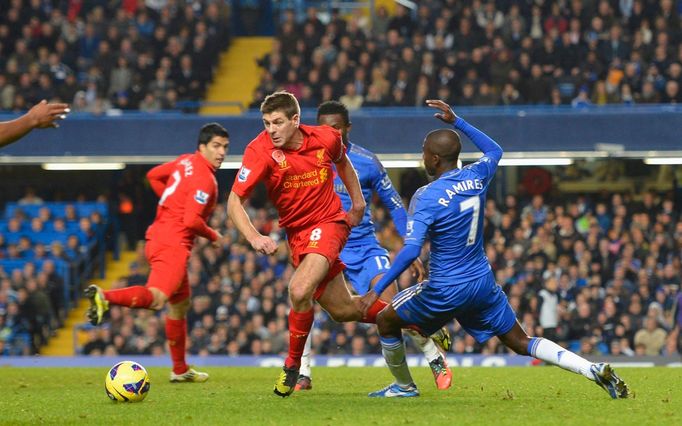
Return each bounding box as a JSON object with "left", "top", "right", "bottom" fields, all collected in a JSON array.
[
  {"left": 0, "top": 1, "right": 229, "bottom": 113},
  {"left": 251, "top": 1, "right": 682, "bottom": 108},
  {"left": 76, "top": 184, "right": 681, "bottom": 358},
  {"left": 0, "top": 199, "right": 108, "bottom": 355}
]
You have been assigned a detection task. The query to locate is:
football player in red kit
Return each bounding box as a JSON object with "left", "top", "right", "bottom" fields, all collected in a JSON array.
[
  {"left": 228, "top": 91, "right": 391, "bottom": 397},
  {"left": 86, "top": 123, "right": 228, "bottom": 383}
]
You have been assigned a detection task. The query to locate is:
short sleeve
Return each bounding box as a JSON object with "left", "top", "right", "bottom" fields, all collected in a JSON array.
[
  {"left": 321, "top": 126, "right": 344, "bottom": 163},
  {"left": 231, "top": 144, "right": 269, "bottom": 197}
]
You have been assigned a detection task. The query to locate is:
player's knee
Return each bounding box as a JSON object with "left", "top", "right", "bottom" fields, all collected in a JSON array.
[
  {"left": 288, "top": 282, "right": 313, "bottom": 306},
  {"left": 375, "top": 310, "right": 393, "bottom": 335},
  {"left": 149, "top": 289, "right": 168, "bottom": 311},
  {"left": 168, "top": 298, "right": 190, "bottom": 318}
]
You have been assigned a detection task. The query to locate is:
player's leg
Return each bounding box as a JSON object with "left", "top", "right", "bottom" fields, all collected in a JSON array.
[
  {"left": 368, "top": 289, "right": 422, "bottom": 398},
  {"left": 85, "top": 241, "right": 180, "bottom": 325},
  {"left": 497, "top": 322, "right": 630, "bottom": 398},
  {"left": 295, "top": 335, "right": 313, "bottom": 390},
  {"left": 167, "top": 288, "right": 208, "bottom": 383},
  {"left": 274, "top": 252, "right": 329, "bottom": 397},
  {"left": 466, "top": 272, "right": 630, "bottom": 399},
  {"left": 368, "top": 270, "right": 452, "bottom": 390}
]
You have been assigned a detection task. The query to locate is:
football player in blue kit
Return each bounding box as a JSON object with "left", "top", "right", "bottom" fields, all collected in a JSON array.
[
  {"left": 295, "top": 101, "right": 453, "bottom": 391},
  {"left": 359, "top": 99, "right": 631, "bottom": 399}
]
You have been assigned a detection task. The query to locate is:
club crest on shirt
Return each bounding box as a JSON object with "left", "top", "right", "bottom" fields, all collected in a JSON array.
[
  {"left": 194, "top": 190, "right": 209, "bottom": 205},
  {"left": 238, "top": 166, "right": 251, "bottom": 182},
  {"left": 272, "top": 150, "right": 289, "bottom": 169},
  {"left": 316, "top": 149, "right": 325, "bottom": 165}
]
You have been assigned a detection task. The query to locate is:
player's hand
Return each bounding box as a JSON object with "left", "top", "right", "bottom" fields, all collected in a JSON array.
[
  {"left": 211, "top": 231, "right": 223, "bottom": 249},
  {"left": 250, "top": 234, "right": 278, "bottom": 255},
  {"left": 425, "top": 99, "right": 457, "bottom": 124},
  {"left": 358, "top": 290, "right": 380, "bottom": 316},
  {"left": 346, "top": 203, "right": 365, "bottom": 227},
  {"left": 409, "top": 258, "right": 425, "bottom": 282},
  {"left": 28, "top": 100, "right": 70, "bottom": 129}
]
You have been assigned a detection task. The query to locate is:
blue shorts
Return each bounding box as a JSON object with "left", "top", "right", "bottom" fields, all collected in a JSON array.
[
  {"left": 340, "top": 242, "right": 390, "bottom": 295},
  {"left": 392, "top": 271, "right": 517, "bottom": 343}
]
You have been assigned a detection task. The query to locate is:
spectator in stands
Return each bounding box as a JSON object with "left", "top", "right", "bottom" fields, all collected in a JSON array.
[{"left": 634, "top": 315, "right": 667, "bottom": 355}]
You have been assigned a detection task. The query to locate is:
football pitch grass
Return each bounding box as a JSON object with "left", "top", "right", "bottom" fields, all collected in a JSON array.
[{"left": 1, "top": 366, "right": 679, "bottom": 425}]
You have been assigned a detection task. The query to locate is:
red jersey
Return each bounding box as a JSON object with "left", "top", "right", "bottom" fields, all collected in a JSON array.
[
  {"left": 145, "top": 152, "right": 219, "bottom": 248},
  {"left": 232, "top": 124, "right": 346, "bottom": 230}
]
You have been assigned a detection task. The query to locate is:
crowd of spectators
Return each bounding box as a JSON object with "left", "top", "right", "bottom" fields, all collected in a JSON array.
[
  {"left": 0, "top": 193, "right": 107, "bottom": 355},
  {"left": 253, "top": 1, "right": 682, "bottom": 109},
  {"left": 78, "top": 179, "right": 682, "bottom": 359},
  {"left": 0, "top": 0, "right": 229, "bottom": 114}
]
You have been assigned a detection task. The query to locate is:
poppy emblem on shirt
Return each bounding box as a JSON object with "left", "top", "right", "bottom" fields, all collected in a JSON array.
[
  {"left": 272, "top": 150, "right": 289, "bottom": 169},
  {"left": 238, "top": 166, "right": 251, "bottom": 182},
  {"left": 194, "top": 190, "right": 209, "bottom": 205}
]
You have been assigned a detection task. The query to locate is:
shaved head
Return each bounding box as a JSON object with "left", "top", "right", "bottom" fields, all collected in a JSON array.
[
  {"left": 425, "top": 129, "right": 461, "bottom": 162},
  {"left": 423, "top": 129, "right": 462, "bottom": 177}
]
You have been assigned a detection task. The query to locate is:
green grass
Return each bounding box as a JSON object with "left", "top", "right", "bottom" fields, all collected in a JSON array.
[{"left": 0, "top": 366, "right": 679, "bottom": 425}]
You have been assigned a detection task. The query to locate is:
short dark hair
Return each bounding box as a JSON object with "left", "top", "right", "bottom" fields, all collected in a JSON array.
[
  {"left": 260, "top": 91, "right": 300, "bottom": 118},
  {"left": 316, "top": 100, "right": 350, "bottom": 125},
  {"left": 197, "top": 123, "right": 229, "bottom": 148}
]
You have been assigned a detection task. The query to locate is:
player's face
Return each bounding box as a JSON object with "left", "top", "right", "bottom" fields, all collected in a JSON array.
[
  {"left": 199, "top": 136, "right": 229, "bottom": 169},
  {"left": 262, "top": 111, "right": 300, "bottom": 148},
  {"left": 317, "top": 113, "right": 350, "bottom": 144}
]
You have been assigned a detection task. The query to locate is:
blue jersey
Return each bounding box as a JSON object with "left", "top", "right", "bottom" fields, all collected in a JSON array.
[
  {"left": 405, "top": 155, "right": 498, "bottom": 285},
  {"left": 333, "top": 141, "right": 406, "bottom": 247}
]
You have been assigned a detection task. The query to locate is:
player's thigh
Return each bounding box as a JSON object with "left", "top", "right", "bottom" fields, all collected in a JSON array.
[
  {"left": 392, "top": 281, "right": 456, "bottom": 335},
  {"left": 145, "top": 241, "right": 190, "bottom": 300},
  {"left": 317, "top": 272, "right": 362, "bottom": 322},
  {"left": 455, "top": 273, "right": 517, "bottom": 344}
]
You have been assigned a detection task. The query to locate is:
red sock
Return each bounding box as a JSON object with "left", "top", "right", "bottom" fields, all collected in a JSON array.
[
  {"left": 361, "top": 299, "right": 388, "bottom": 323},
  {"left": 104, "top": 286, "right": 154, "bottom": 308},
  {"left": 285, "top": 308, "right": 314, "bottom": 369},
  {"left": 166, "top": 317, "right": 188, "bottom": 375}
]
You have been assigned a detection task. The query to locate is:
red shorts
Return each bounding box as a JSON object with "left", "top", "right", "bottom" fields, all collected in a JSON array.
[
  {"left": 145, "top": 240, "right": 191, "bottom": 304},
  {"left": 286, "top": 220, "right": 350, "bottom": 300}
]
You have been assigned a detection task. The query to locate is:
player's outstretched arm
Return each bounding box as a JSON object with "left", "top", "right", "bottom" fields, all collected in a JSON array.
[
  {"left": 227, "top": 191, "right": 277, "bottom": 255},
  {"left": 426, "top": 99, "right": 503, "bottom": 162},
  {"left": 336, "top": 153, "right": 366, "bottom": 226},
  {"left": 358, "top": 244, "right": 422, "bottom": 314},
  {"left": 0, "top": 100, "right": 69, "bottom": 148}
]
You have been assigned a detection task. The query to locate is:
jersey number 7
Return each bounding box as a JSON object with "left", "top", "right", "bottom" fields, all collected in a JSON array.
[
  {"left": 460, "top": 195, "right": 480, "bottom": 246},
  {"left": 160, "top": 171, "right": 182, "bottom": 205}
]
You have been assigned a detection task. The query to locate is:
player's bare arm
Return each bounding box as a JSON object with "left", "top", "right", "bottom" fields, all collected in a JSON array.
[
  {"left": 425, "top": 99, "right": 458, "bottom": 124},
  {"left": 335, "top": 153, "right": 366, "bottom": 226},
  {"left": 227, "top": 191, "right": 277, "bottom": 255},
  {"left": 0, "top": 100, "right": 70, "bottom": 147},
  {"left": 409, "top": 258, "right": 426, "bottom": 282}
]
